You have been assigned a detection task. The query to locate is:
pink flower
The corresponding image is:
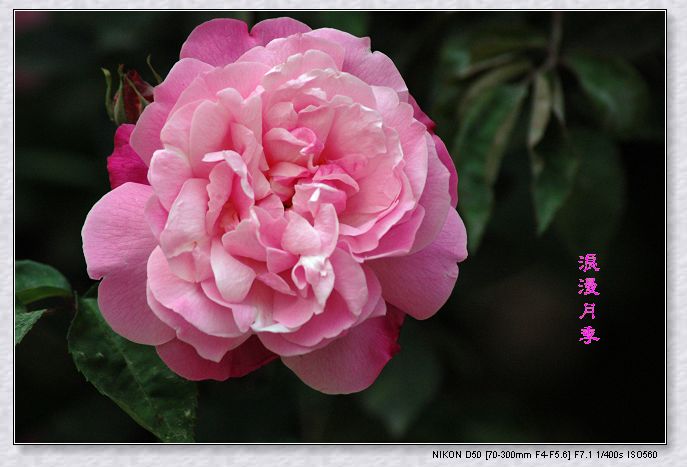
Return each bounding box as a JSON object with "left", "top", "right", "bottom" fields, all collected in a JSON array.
[{"left": 82, "top": 18, "right": 468, "bottom": 394}]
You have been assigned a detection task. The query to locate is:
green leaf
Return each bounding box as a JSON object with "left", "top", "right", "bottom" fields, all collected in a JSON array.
[
  {"left": 15, "top": 302, "right": 46, "bottom": 345},
  {"left": 459, "top": 60, "right": 531, "bottom": 118},
  {"left": 454, "top": 84, "right": 528, "bottom": 250},
  {"left": 68, "top": 298, "right": 197, "bottom": 442},
  {"left": 102, "top": 67, "right": 114, "bottom": 121},
  {"left": 527, "top": 73, "right": 553, "bottom": 148},
  {"left": 82, "top": 281, "right": 100, "bottom": 299},
  {"left": 553, "top": 129, "right": 626, "bottom": 251},
  {"left": 113, "top": 64, "right": 128, "bottom": 126},
  {"left": 565, "top": 52, "right": 650, "bottom": 137},
  {"left": 530, "top": 130, "right": 580, "bottom": 234},
  {"left": 441, "top": 22, "right": 547, "bottom": 79},
  {"left": 15, "top": 260, "right": 71, "bottom": 305},
  {"left": 551, "top": 71, "right": 565, "bottom": 125},
  {"left": 360, "top": 326, "right": 441, "bottom": 438}
]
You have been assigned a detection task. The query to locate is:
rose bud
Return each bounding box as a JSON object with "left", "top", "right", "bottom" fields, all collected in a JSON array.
[{"left": 103, "top": 65, "right": 155, "bottom": 125}]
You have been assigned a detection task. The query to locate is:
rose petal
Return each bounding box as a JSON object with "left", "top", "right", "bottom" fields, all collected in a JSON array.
[
  {"left": 409, "top": 134, "right": 451, "bottom": 253},
  {"left": 368, "top": 208, "right": 468, "bottom": 320},
  {"left": 147, "top": 246, "right": 243, "bottom": 337},
  {"left": 148, "top": 149, "right": 193, "bottom": 210},
  {"left": 251, "top": 17, "right": 311, "bottom": 45},
  {"left": 181, "top": 18, "right": 310, "bottom": 67},
  {"left": 147, "top": 286, "right": 248, "bottom": 362},
  {"left": 156, "top": 336, "right": 277, "bottom": 381},
  {"left": 159, "top": 178, "right": 209, "bottom": 258},
  {"left": 306, "top": 28, "right": 371, "bottom": 70},
  {"left": 107, "top": 124, "right": 149, "bottom": 189},
  {"left": 82, "top": 183, "right": 174, "bottom": 344},
  {"left": 433, "top": 134, "right": 458, "bottom": 208},
  {"left": 281, "top": 307, "right": 404, "bottom": 394},
  {"left": 283, "top": 266, "right": 382, "bottom": 348},
  {"left": 408, "top": 93, "right": 436, "bottom": 131},
  {"left": 344, "top": 50, "right": 408, "bottom": 100},
  {"left": 83, "top": 183, "right": 155, "bottom": 279},
  {"left": 329, "top": 248, "right": 368, "bottom": 314},
  {"left": 180, "top": 18, "right": 257, "bottom": 67},
  {"left": 144, "top": 195, "right": 167, "bottom": 241},
  {"left": 210, "top": 239, "right": 256, "bottom": 303},
  {"left": 130, "top": 58, "right": 213, "bottom": 165},
  {"left": 97, "top": 264, "right": 174, "bottom": 345}
]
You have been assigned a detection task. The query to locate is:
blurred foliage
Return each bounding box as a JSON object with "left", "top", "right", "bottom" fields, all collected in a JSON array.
[
  {"left": 432, "top": 12, "right": 661, "bottom": 249},
  {"left": 15, "top": 11, "right": 665, "bottom": 443}
]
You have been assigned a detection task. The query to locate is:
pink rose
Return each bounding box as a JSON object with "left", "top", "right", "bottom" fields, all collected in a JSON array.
[{"left": 82, "top": 17, "right": 468, "bottom": 394}]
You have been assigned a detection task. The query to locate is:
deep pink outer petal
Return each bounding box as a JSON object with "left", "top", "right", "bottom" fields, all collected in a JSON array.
[
  {"left": 156, "top": 336, "right": 277, "bottom": 381},
  {"left": 281, "top": 307, "right": 404, "bottom": 394},
  {"left": 250, "top": 17, "right": 311, "bottom": 45},
  {"left": 82, "top": 182, "right": 174, "bottom": 344},
  {"left": 180, "top": 17, "right": 311, "bottom": 67},
  {"left": 180, "top": 18, "right": 256, "bottom": 67},
  {"left": 106, "top": 124, "right": 149, "bottom": 189},
  {"left": 368, "top": 208, "right": 468, "bottom": 321},
  {"left": 432, "top": 134, "right": 458, "bottom": 208},
  {"left": 408, "top": 93, "right": 436, "bottom": 132}
]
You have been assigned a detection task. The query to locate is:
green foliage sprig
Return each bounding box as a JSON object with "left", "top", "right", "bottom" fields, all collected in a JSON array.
[{"left": 433, "top": 12, "right": 655, "bottom": 251}]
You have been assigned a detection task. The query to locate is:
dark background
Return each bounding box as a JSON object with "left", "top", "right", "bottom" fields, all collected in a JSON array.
[{"left": 15, "top": 11, "right": 665, "bottom": 442}]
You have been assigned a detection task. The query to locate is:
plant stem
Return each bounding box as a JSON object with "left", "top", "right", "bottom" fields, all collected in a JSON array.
[{"left": 544, "top": 11, "right": 563, "bottom": 71}]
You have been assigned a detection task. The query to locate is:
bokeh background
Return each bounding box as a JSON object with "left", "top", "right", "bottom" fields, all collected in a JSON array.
[{"left": 15, "top": 11, "right": 665, "bottom": 443}]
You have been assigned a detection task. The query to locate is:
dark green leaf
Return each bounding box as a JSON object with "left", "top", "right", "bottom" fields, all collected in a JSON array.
[
  {"left": 459, "top": 60, "right": 531, "bottom": 118},
  {"left": 551, "top": 71, "right": 565, "bottom": 125},
  {"left": 360, "top": 326, "right": 441, "bottom": 438},
  {"left": 102, "top": 67, "right": 114, "bottom": 121},
  {"left": 82, "top": 281, "right": 100, "bottom": 299},
  {"left": 530, "top": 130, "right": 580, "bottom": 234},
  {"left": 554, "top": 129, "right": 626, "bottom": 251},
  {"left": 15, "top": 260, "right": 71, "bottom": 305},
  {"left": 15, "top": 302, "right": 46, "bottom": 345},
  {"left": 527, "top": 73, "right": 553, "bottom": 148},
  {"left": 565, "top": 52, "right": 650, "bottom": 138},
  {"left": 441, "top": 22, "right": 547, "bottom": 79},
  {"left": 113, "top": 65, "right": 127, "bottom": 126},
  {"left": 469, "top": 30, "right": 547, "bottom": 64},
  {"left": 454, "top": 84, "right": 528, "bottom": 250},
  {"left": 68, "top": 298, "right": 197, "bottom": 442},
  {"left": 443, "top": 46, "right": 516, "bottom": 81}
]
